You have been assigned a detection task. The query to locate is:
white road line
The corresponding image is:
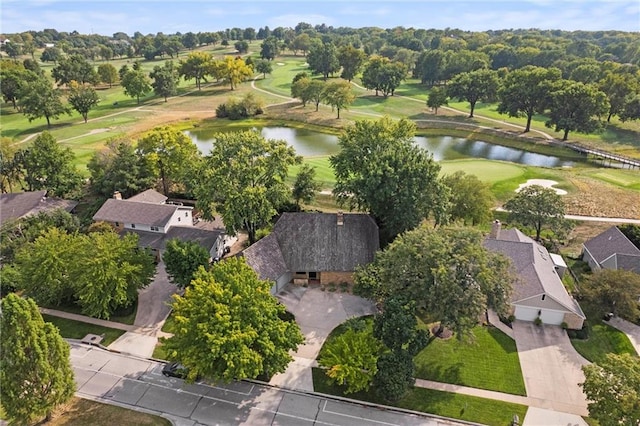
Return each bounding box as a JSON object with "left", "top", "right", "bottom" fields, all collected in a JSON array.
[{"left": 322, "top": 400, "right": 402, "bottom": 426}]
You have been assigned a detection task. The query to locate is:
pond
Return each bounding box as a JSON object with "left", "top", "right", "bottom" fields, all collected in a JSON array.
[{"left": 186, "top": 126, "right": 575, "bottom": 168}]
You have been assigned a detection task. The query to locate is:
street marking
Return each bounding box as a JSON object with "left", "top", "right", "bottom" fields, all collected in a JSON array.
[{"left": 322, "top": 400, "right": 403, "bottom": 426}]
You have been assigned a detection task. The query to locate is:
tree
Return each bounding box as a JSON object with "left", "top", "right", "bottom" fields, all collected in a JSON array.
[
  {"left": 427, "top": 86, "right": 448, "bottom": 114},
  {"left": 18, "top": 132, "right": 82, "bottom": 196},
  {"left": 355, "top": 226, "right": 513, "bottom": 340},
  {"left": 40, "top": 46, "right": 62, "bottom": 63},
  {"left": 374, "top": 350, "right": 415, "bottom": 402},
  {"left": 291, "top": 77, "right": 325, "bottom": 110},
  {"left": 193, "top": 130, "right": 300, "bottom": 245},
  {"left": 182, "top": 32, "right": 199, "bottom": 50},
  {"left": 291, "top": 33, "right": 312, "bottom": 56},
  {"left": 441, "top": 171, "right": 495, "bottom": 225},
  {"left": 373, "top": 297, "right": 429, "bottom": 355},
  {"left": 318, "top": 329, "right": 383, "bottom": 394},
  {"left": 0, "top": 65, "right": 36, "bottom": 109},
  {"left": 361, "top": 56, "right": 406, "bottom": 97},
  {"left": 0, "top": 137, "right": 20, "bottom": 193},
  {"left": 234, "top": 40, "right": 249, "bottom": 54},
  {"left": 307, "top": 41, "right": 340, "bottom": 80},
  {"left": 504, "top": 184, "right": 571, "bottom": 241},
  {"left": 581, "top": 353, "right": 640, "bottom": 426},
  {"left": 580, "top": 269, "right": 640, "bottom": 321},
  {"left": 163, "top": 239, "right": 211, "bottom": 288},
  {"left": 19, "top": 77, "right": 70, "bottom": 127},
  {"left": 292, "top": 163, "right": 321, "bottom": 208},
  {"left": 0, "top": 294, "right": 75, "bottom": 424},
  {"left": 255, "top": 59, "right": 273, "bottom": 79},
  {"left": 150, "top": 60, "right": 180, "bottom": 101},
  {"left": 497, "top": 66, "right": 561, "bottom": 132},
  {"left": 216, "top": 56, "right": 253, "bottom": 90},
  {"left": 67, "top": 81, "right": 100, "bottom": 123},
  {"left": 321, "top": 79, "right": 355, "bottom": 118},
  {"left": 121, "top": 68, "right": 151, "bottom": 104},
  {"left": 97, "top": 63, "right": 118, "bottom": 88},
  {"left": 545, "top": 80, "right": 609, "bottom": 141},
  {"left": 447, "top": 69, "right": 500, "bottom": 118},
  {"left": 415, "top": 49, "right": 446, "bottom": 86},
  {"left": 330, "top": 117, "right": 445, "bottom": 243},
  {"left": 599, "top": 72, "right": 639, "bottom": 122},
  {"left": 178, "top": 51, "right": 214, "bottom": 90},
  {"left": 51, "top": 54, "right": 98, "bottom": 85},
  {"left": 163, "top": 258, "right": 303, "bottom": 382},
  {"left": 137, "top": 126, "right": 201, "bottom": 196},
  {"left": 260, "top": 36, "right": 280, "bottom": 60},
  {"left": 338, "top": 45, "right": 366, "bottom": 81}
]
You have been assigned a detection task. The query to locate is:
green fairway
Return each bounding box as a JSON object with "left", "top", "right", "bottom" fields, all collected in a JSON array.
[{"left": 440, "top": 159, "right": 525, "bottom": 183}]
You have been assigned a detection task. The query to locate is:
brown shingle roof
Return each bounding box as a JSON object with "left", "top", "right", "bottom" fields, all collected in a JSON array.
[
  {"left": 127, "top": 189, "right": 168, "bottom": 204},
  {"left": 0, "top": 191, "right": 77, "bottom": 226},
  {"left": 92, "top": 198, "right": 178, "bottom": 227},
  {"left": 243, "top": 233, "right": 288, "bottom": 281},
  {"left": 583, "top": 226, "right": 640, "bottom": 271}
]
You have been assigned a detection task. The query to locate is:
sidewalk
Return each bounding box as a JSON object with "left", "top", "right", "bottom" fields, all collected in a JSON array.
[{"left": 40, "top": 307, "right": 137, "bottom": 332}]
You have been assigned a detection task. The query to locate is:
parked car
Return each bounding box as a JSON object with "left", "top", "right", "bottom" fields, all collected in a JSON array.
[{"left": 162, "top": 362, "right": 190, "bottom": 379}]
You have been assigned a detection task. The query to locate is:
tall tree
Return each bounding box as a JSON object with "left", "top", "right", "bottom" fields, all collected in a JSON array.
[
  {"left": 51, "top": 54, "right": 97, "bottom": 85},
  {"left": 338, "top": 45, "right": 366, "bottom": 82},
  {"left": 260, "top": 36, "right": 280, "bottom": 60},
  {"left": 355, "top": 226, "right": 513, "bottom": 340},
  {"left": 216, "top": 56, "right": 253, "bottom": 90},
  {"left": 497, "top": 66, "right": 561, "bottom": 132},
  {"left": 441, "top": 171, "right": 495, "bottom": 226},
  {"left": 307, "top": 41, "right": 340, "bottom": 80},
  {"left": 178, "top": 51, "right": 214, "bottom": 90},
  {"left": 0, "top": 294, "right": 75, "bottom": 424},
  {"left": 545, "top": 80, "right": 609, "bottom": 141},
  {"left": 292, "top": 163, "right": 321, "bottom": 208},
  {"left": 163, "top": 258, "right": 303, "bottom": 382},
  {"left": 504, "top": 184, "right": 571, "bottom": 241},
  {"left": 255, "top": 59, "right": 273, "bottom": 79},
  {"left": 580, "top": 269, "right": 640, "bottom": 321},
  {"left": 18, "top": 132, "right": 82, "bottom": 196},
  {"left": 581, "top": 353, "right": 640, "bottom": 426},
  {"left": 97, "top": 63, "right": 118, "bottom": 88},
  {"left": 193, "top": 130, "right": 300, "bottom": 244},
  {"left": 150, "top": 60, "right": 180, "bottom": 101},
  {"left": 321, "top": 79, "right": 355, "bottom": 118},
  {"left": 0, "top": 137, "right": 20, "bottom": 193},
  {"left": 426, "top": 86, "right": 448, "bottom": 114},
  {"left": 121, "top": 68, "right": 151, "bottom": 104},
  {"left": 19, "top": 77, "right": 70, "bottom": 127},
  {"left": 361, "top": 56, "right": 406, "bottom": 97},
  {"left": 137, "top": 126, "right": 201, "bottom": 196},
  {"left": 330, "top": 117, "right": 445, "bottom": 243},
  {"left": 447, "top": 68, "right": 500, "bottom": 118},
  {"left": 163, "top": 239, "right": 211, "bottom": 288},
  {"left": 599, "top": 71, "right": 639, "bottom": 122},
  {"left": 67, "top": 81, "right": 100, "bottom": 123}
]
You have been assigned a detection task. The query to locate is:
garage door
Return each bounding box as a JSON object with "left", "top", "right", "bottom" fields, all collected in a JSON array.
[
  {"left": 514, "top": 306, "right": 539, "bottom": 321},
  {"left": 540, "top": 310, "right": 565, "bottom": 325}
]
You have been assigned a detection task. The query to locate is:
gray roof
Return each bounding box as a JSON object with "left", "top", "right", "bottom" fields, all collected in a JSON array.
[
  {"left": 93, "top": 198, "right": 179, "bottom": 227},
  {"left": 127, "top": 189, "right": 168, "bottom": 204},
  {"left": 0, "top": 191, "right": 77, "bottom": 226},
  {"left": 121, "top": 224, "right": 224, "bottom": 252},
  {"left": 243, "top": 213, "right": 379, "bottom": 279},
  {"left": 583, "top": 226, "right": 640, "bottom": 270},
  {"left": 485, "top": 229, "right": 584, "bottom": 318}
]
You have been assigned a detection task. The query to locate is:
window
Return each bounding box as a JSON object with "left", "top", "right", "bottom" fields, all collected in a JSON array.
[
  {"left": 178, "top": 217, "right": 181, "bottom": 222},
  {"left": 151, "top": 226, "right": 159, "bottom": 231},
  {"left": 115, "top": 222, "right": 120, "bottom": 226},
  {"left": 541, "top": 294, "right": 546, "bottom": 301},
  {"left": 308, "top": 272, "right": 317, "bottom": 279},
  {"left": 185, "top": 212, "right": 188, "bottom": 217},
  {"left": 131, "top": 224, "right": 136, "bottom": 229}
]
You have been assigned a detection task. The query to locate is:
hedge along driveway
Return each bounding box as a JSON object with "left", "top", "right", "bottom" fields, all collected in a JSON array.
[{"left": 413, "top": 326, "right": 526, "bottom": 396}]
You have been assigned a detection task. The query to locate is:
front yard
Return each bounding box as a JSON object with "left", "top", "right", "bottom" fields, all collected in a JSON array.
[{"left": 42, "top": 315, "right": 125, "bottom": 346}]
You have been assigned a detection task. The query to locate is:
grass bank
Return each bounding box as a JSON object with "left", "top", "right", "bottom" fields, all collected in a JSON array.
[
  {"left": 42, "top": 314, "right": 125, "bottom": 346},
  {"left": 46, "top": 397, "right": 171, "bottom": 426}
]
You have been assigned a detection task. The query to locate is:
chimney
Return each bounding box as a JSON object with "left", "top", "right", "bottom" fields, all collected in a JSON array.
[
  {"left": 490, "top": 220, "right": 501, "bottom": 239},
  {"left": 337, "top": 211, "right": 344, "bottom": 226},
  {"left": 113, "top": 191, "right": 122, "bottom": 200}
]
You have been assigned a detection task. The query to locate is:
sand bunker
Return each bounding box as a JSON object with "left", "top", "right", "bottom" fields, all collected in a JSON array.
[{"left": 515, "top": 179, "right": 568, "bottom": 195}]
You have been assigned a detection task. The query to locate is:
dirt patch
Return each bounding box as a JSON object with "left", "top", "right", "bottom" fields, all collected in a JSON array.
[
  {"left": 564, "top": 176, "right": 640, "bottom": 219},
  {"left": 431, "top": 325, "right": 454, "bottom": 340}
]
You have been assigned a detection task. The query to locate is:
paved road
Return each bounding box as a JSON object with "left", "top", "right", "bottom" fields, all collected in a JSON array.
[{"left": 70, "top": 342, "right": 473, "bottom": 426}]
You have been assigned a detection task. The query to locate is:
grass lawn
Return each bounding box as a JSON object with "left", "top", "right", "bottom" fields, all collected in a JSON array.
[
  {"left": 42, "top": 314, "right": 125, "bottom": 346},
  {"left": 571, "top": 322, "right": 638, "bottom": 363},
  {"left": 413, "top": 326, "right": 526, "bottom": 396},
  {"left": 312, "top": 368, "right": 528, "bottom": 426},
  {"left": 45, "top": 397, "right": 171, "bottom": 426}
]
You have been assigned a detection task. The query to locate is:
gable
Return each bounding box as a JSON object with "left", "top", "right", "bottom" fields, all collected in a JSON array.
[{"left": 584, "top": 226, "right": 640, "bottom": 264}]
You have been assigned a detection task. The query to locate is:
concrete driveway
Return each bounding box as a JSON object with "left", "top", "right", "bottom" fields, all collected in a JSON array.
[
  {"left": 512, "top": 321, "right": 590, "bottom": 416},
  {"left": 270, "top": 285, "right": 377, "bottom": 391}
]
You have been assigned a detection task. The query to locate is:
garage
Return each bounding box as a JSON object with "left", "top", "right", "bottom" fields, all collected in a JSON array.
[
  {"left": 514, "top": 305, "right": 566, "bottom": 325},
  {"left": 514, "top": 306, "right": 540, "bottom": 321},
  {"left": 540, "top": 309, "right": 565, "bottom": 325}
]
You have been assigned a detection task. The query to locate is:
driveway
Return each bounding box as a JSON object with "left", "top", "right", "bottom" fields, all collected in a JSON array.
[{"left": 512, "top": 321, "right": 590, "bottom": 416}]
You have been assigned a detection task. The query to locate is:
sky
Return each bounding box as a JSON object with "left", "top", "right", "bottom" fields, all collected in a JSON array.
[{"left": 1, "top": 0, "right": 639, "bottom": 36}]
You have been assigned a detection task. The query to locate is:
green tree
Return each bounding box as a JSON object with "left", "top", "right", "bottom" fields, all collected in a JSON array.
[
  {"left": 150, "top": 60, "right": 180, "bottom": 101},
  {"left": 318, "top": 329, "right": 383, "bottom": 394},
  {"left": 599, "top": 71, "right": 639, "bottom": 122},
  {"left": 0, "top": 294, "right": 75, "bottom": 424},
  {"left": 497, "top": 66, "right": 561, "bottom": 132},
  {"left": 581, "top": 353, "right": 640, "bottom": 426},
  {"left": 321, "top": 79, "right": 355, "bottom": 118},
  {"left": 291, "top": 77, "right": 325, "bottom": 110},
  {"left": 330, "top": 117, "right": 445, "bottom": 244},
  {"left": 620, "top": 96, "right": 640, "bottom": 122},
  {"left": 307, "top": 41, "right": 340, "bottom": 80},
  {"left": 51, "top": 54, "right": 98, "bottom": 85},
  {"left": 0, "top": 64, "right": 36, "bottom": 109},
  {"left": 447, "top": 68, "right": 500, "bottom": 118},
  {"left": 374, "top": 350, "right": 414, "bottom": 402},
  {"left": 121, "top": 68, "right": 151, "bottom": 104},
  {"left": 361, "top": 56, "right": 406, "bottom": 97},
  {"left": 338, "top": 45, "right": 366, "bottom": 82},
  {"left": 40, "top": 46, "right": 62, "bottom": 63},
  {"left": 97, "top": 63, "right": 118, "bottom": 88},
  {"left": 193, "top": 130, "right": 300, "bottom": 245},
  {"left": 504, "top": 184, "right": 571, "bottom": 241},
  {"left": 255, "top": 59, "right": 273, "bottom": 79},
  {"left": 291, "top": 33, "right": 312, "bottom": 56},
  {"left": 441, "top": 171, "right": 495, "bottom": 226},
  {"left": 163, "top": 239, "right": 211, "bottom": 288},
  {"left": 415, "top": 49, "right": 446, "bottom": 86},
  {"left": 355, "top": 226, "right": 513, "bottom": 339},
  {"left": 580, "top": 269, "right": 640, "bottom": 321},
  {"left": 19, "top": 77, "right": 70, "bottom": 127},
  {"left": 292, "top": 163, "right": 321, "bottom": 208},
  {"left": 234, "top": 40, "right": 249, "bottom": 54},
  {"left": 67, "top": 81, "right": 100, "bottom": 123},
  {"left": 260, "top": 36, "right": 280, "bottom": 60},
  {"left": 373, "top": 297, "right": 429, "bottom": 355},
  {"left": 216, "top": 56, "right": 253, "bottom": 90},
  {"left": 0, "top": 137, "right": 20, "bottom": 193},
  {"left": 18, "top": 132, "right": 82, "bottom": 196},
  {"left": 163, "top": 258, "right": 303, "bottom": 382},
  {"left": 137, "top": 126, "right": 202, "bottom": 196},
  {"left": 545, "top": 80, "right": 609, "bottom": 141},
  {"left": 426, "top": 86, "right": 448, "bottom": 114}
]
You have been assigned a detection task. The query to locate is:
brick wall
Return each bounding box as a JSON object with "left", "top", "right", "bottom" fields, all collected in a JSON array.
[{"left": 320, "top": 271, "right": 353, "bottom": 285}]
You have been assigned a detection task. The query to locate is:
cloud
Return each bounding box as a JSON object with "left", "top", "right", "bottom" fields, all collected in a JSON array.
[{"left": 268, "top": 13, "right": 334, "bottom": 28}]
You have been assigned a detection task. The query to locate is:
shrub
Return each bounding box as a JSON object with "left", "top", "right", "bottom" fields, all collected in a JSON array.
[
  {"left": 215, "top": 93, "right": 265, "bottom": 120},
  {"left": 561, "top": 321, "right": 568, "bottom": 330},
  {"left": 534, "top": 317, "right": 542, "bottom": 326}
]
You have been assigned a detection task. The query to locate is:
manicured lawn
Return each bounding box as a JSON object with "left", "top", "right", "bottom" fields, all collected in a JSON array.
[
  {"left": 43, "top": 300, "right": 138, "bottom": 325},
  {"left": 46, "top": 397, "right": 171, "bottom": 426},
  {"left": 42, "top": 314, "right": 125, "bottom": 346},
  {"left": 413, "top": 326, "right": 527, "bottom": 396},
  {"left": 440, "top": 159, "right": 525, "bottom": 184},
  {"left": 571, "top": 321, "right": 638, "bottom": 363},
  {"left": 312, "top": 368, "right": 528, "bottom": 426}
]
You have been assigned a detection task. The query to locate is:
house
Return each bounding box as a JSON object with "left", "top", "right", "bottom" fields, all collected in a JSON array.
[
  {"left": 484, "top": 221, "right": 585, "bottom": 329},
  {"left": 243, "top": 212, "right": 379, "bottom": 294},
  {"left": 0, "top": 190, "right": 78, "bottom": 227},
  {"left": 582, "top": 226, "right": 640, "bottom": 273},
  {"left": 92, "top": 189, "right": 226, "bottom": 260}
]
